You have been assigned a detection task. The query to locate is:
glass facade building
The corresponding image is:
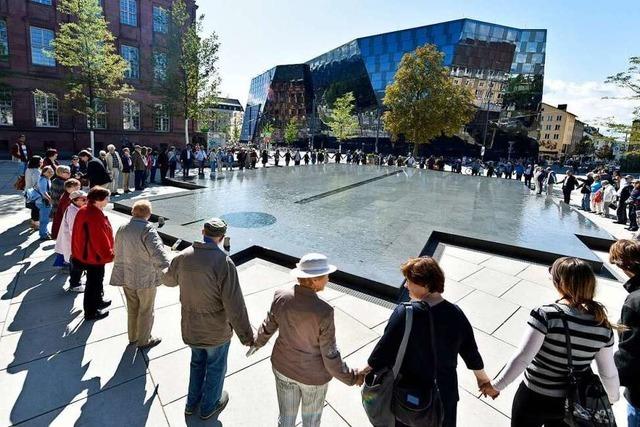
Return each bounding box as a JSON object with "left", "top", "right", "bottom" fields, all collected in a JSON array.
[{"left": 241, "top": 18, "right": 546, "bottom": 148}]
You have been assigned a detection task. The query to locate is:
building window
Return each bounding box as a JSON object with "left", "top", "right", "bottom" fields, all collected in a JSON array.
[
  {"left": 120, "top": 0, "right": 137, "bottom": 26},
  {"left": 556, "top": 115, "right": 562, "bottom": 121},
  {"left": 544, "top": 133, "right": 549, "bottom": 139},
  {"left": 87, "top": 99, "right": 107, "bottom": 129},
  {"left": 153, "top": 51, "right": 167, "bottom": 81},
  {"left": 31, "top": 0, "right": 52, "bottom": 4},
  {"left": 121, "top": 45, "right": 139, "bottom": 79},
  {"left": 154, "top": 104, "right": 169, "bottom": 132},
  {"left": 545, "top": 125, "right": 551, "bottom": 130},
  {"left": 553, "top": 134, "right": 559, "bottom": 140},
  {"left": 555, "top": 124, "right": 561, "bottom": 130},
  {"left": 30, "top": 26, "right": 55, "bottom": 67},
  {"left": 0, "top": 90, "right": 13, "bottom": 125},
  {"left": 0, "top": 20, "right": 8, "bottom": 59},
  {"left": 34, "top": 92, "right": 59, "bottom": 127},
  {"left": 153, "top": 6, "right": 168, "bottom": 33},
  {"left": 122, "top": 99, "right": 140, "bottom": 130}
]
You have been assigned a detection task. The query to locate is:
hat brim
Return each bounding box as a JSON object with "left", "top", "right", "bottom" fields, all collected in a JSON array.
[{"left": 290, "top": 264, "right": 337, "bottom": 279}]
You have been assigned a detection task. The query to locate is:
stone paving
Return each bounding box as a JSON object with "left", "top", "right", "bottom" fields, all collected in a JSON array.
[{"left": 0, "top": 161, "right": 632, "bottom": 426}]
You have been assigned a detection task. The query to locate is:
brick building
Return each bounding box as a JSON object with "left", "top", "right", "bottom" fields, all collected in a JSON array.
[{"left": 0, "top": 0, "right": 198, "bottom": 156}]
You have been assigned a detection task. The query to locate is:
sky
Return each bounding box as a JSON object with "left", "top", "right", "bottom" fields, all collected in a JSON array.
[{"left": 199, "top": 0, "right": 639, "bottom": 126}]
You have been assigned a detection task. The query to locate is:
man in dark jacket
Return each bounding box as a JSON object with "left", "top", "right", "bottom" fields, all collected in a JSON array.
[
  {"left": 79, "top": 150, "right": 111, "bottom": 188},
  {"left": 578, "top": 173, "right": 595, "bottom": 211},
  {"left": 615, "top": 175, "right": 634, "bottom": 225},
  {"left": 609, "top": 240, "right": 640, "bottom": 425},
  {"left": 559, "top": 169, "right": 579, "bottom": 204},
  {"left": 181, "top": 144, "right": 193, "bottom": 178},
  {"left": 131, "top": 145, "right": 146, "bottom": 191}
]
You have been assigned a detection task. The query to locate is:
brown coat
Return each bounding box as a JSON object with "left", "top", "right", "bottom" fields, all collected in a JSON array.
[
  {"left": 255, "top": 285, "right": 357, "bottom": 386},
  {"left": 163, "top": 242, "right": 253, "bottom": 348}
]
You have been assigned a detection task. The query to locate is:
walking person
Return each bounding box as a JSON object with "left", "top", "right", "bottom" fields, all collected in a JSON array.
[
  {"left": 559, "top": 169, "right": 579, "bottom": 204},
  {"left": 284, "top": 150, "right": 291, "bottom": 167},
  {"left": 261, "top": 149, "right": 269, "bottom": 168},
  {"left": 523, "top": 163, "right": 533, "bottom": 187},
  {"left": 168, "top": 146, "right": 178, "bottom": 179},
  {"left": 106, "top": 144, "right": 123, "bottom": 195},
  {"left": 615, "top": 175, "right": 634, "bottom": 224},
  {"left": 54, "top": 190, "right": 87, "bottom": 292},
  {"left": 110, "top": 200, "right": 169, "bottom": 349},
  {"left": 608, "top": 240, "right": 640, "bottom": 427},
  {"left": 591, "top": 175, "right": 604, "bottom": 214},
  {"left": 158, "top": 147, "right": 169, "bottom": 183},
  {"left": 71, "top": 186, "right": 114, "bottom": 320},
  {"left": 482, "top": 257, "right": 620, "bottom": 427},
  {"left": 12, "top": 134, "right": 32, "bottom": 172},
  {"left": 579, "top": 172, "right": 595, "bottom": 211},
  {"left": 163, "top": 218, "right": 254, "bottom": 420},
  {"left": 602, "top": 181, "right": 617, "bottom": 218},
  {"left": 250, "top": 253, "right": 363, "bottom": 427},
  {"left": 181, "top": 144, "right": 193, "bottom": 178},
  {"left": 274, "top": 149, "right": 281, "bottom": 167},
  {"left": 294, "top": 150, "right": 301, "bottom": 166},
  {"left": 50, "top": 165, "right": 71, "bottom": 223},
  {"left": 363, "top": 256, "right": 490, "bottom": 427},
  {"left": 51, "top": 178, "right": 81, "bottom": 241},
  {"left": 544, "top": 167, "right": 556, "bottom": 196},
  {"left": 24, "top": 156, "right": 42, "bottom": 230},
  {"left": 628, "top": 180, "right": 640, "bottom": 232}
]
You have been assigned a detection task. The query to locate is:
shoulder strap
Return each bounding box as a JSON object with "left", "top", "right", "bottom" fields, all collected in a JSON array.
[
  {"left": 392, "top": 302, "right": 413, "bottom": 378},
  {"left": 552, "top": 304, "right": 575, "bottom": 378}
]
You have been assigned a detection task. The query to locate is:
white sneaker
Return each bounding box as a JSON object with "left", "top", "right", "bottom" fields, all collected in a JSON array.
[{"left": 68, "top": 285, "right": 85, "bottom": 293}]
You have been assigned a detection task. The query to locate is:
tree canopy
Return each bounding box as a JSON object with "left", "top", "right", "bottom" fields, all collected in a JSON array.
[
  {"left": 606, "top": 56, "right": 640, "bottom": 117},
  {"left": 284, "top": 118, "right": 299, "bottom": 145},
  {"left": 382, "top": 44, "right": 475, "bottom": 155},
  {"left": 325, "top": 92, "right": 359, "bottom": 144},
  {"left": 52, "top": 0, "right": 130, "bottom": 130}
]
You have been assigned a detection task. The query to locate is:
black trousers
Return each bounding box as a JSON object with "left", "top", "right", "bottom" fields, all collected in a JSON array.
[
  {"left": 160, "top": 166, "right": 168, "bottom": 182},
  {"left": 563, "top": 189, "right": 572, "bottom": 204},
  {"left": 182, "top": 161, "right": 191, "bottom": 178},
  {"left": 524, "top": 175, "right": 532, "bottom": 187},
  {"left": 134, "top": 170, "right": 145, "bottom": 190},
  {"left": 630, "top": 205, "right": 638, "bottom": 229},
  {"left": 169, "top": 164, "right": 176, "bottom": 178},
  {"left": 511, "top": 382, "right": 567, "bottom": 427},
  {"left": 617, "top": 202, "right": 628, "bottom": 224},
  {"left": 72, "top": 259, "right": 105, "bottom": 316},
  {"left": 69, "top": 259, "right": 83, "bottom": 288},
  {"left": 30, "top": 205, "right": 40, "bottom": 221}
]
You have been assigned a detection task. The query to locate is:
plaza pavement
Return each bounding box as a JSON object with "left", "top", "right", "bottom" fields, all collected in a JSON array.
[{"left": 0, "top": 161, "right": 632, "bottom": 426}]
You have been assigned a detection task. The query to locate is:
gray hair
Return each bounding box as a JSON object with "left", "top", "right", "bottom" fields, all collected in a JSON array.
[{"left": 107, "top": 144, "right": 116, "bottom": 152}]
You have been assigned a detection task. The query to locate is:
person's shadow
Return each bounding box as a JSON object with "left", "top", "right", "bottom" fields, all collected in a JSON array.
[{"left": 75, "top": 348, "right": 154, "bottom": 426}]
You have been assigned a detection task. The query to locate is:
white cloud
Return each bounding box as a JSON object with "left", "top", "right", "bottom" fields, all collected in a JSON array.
[{"left": 543, "top": 79, "right": 637, "bottom": 126}]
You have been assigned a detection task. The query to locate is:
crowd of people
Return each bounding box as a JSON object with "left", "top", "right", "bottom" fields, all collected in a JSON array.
[{"left": 9, "top": 135, "right": 640, "bottom": 426}]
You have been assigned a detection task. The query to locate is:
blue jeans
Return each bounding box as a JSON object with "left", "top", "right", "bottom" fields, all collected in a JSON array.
[
  {"left": 36, "top": 200, "right": 51, "bottom": 238},
  {"left": 187, "top": 341, "right": 230, "bottom": 414},
  {"left": 581, "top": 193, "right": 590, "bottom": 210},
  {"left": 630, "top": 403, "right": 640, "bottom": 427}
]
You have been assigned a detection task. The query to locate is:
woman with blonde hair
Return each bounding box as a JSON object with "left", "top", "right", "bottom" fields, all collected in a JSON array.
[{"left": 482, "top": 257, "right": 620, "bottom": 427}]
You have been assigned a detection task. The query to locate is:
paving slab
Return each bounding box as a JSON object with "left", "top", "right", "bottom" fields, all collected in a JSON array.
[
  {"left": 438, "top": 255, "right": 483, "bottom": 282},
  {"left": 0, "top": 334, "right": 147, "bottom": 426},
  {"left": 480, "top": 255, "right": 530, "bottom": 276},
  {"left": 18, "top": 375, "right": 168, "bottom": 427},
  {"left": 456, "top": 290, "right": 519, "bottom": 335},
  {"left": 443, "top": 279, "right": 475, "bottom": 303},
  {"left": 516, "top": 263, "right": 552, "bottom": 288},
  {"left": 461, "top": 267, "right": 521, "bottom": 297},
  {"left": 457, "top": 388, "right": 510, "bottom": 426},
  {"left": 330, "top": 294, "right": 393, "bottom": 328},
  {"left": 491, "top": 307, "right": 531, "bottom": 348},
  {"left": 500, "top": 280, "right": 558, "bottom": 309}
]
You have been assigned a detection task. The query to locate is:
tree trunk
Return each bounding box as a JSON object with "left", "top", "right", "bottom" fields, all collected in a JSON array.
[
  {"left": 90, "top": 130, "right": 95, "bottom": 155},
  {"left": 184, "top": 118, "right": 190, "bottom": 146},
  {"left": 412, "top": 143, "right": 419, "bottom": 158}
]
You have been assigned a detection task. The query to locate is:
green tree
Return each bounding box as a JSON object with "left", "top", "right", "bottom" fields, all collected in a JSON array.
[
  {"left": 284, "top": 118, "right": 299, "bottom": 145},
  {"left": 571, "top": 136, "right": 595, "bottom": 156},
  {"left": 228, "top": 116, "right": 241, "bottom": 145},
  {"left": 157, "top": 0, "right": 220, "bottom": 145},
  {"left": 605, "top": 56, "right": 640, "bottom": 116},
  {"left": 325, "top": 92, "right": 359, "bottom": 152},
  {"left": 52, "top": 0, "right": 130, "bottom": 153},
  {"left": 383, "top": 44, "right": 475, "bottom": 156}
]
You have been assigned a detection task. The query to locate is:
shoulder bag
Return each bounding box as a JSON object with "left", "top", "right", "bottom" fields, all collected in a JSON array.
[{"left": 553, "top": 305, "right": 616, "bottom": 427}]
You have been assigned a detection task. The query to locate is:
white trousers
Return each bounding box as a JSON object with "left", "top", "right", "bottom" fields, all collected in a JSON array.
[
  {"left": 273, "top": 368, "right": 328, "bottom": 427},
  {"left": 110, "top": 169, "right": 120, "bottom": 193}
]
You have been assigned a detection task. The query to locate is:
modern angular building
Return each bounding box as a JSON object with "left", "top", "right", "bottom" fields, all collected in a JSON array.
[
  {"left": 242, "top": 18, "right": 546, "bottom": 158},
  {"left": 0, "top": 0, "right": 198, "bottom": 154}
]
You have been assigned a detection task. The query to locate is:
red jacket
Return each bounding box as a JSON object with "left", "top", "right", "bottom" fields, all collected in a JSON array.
[
  {"left": 71, "top": 204, "right": 114, "bottom": 265},
  {"left": 51, "top": 192, "right": 71, "bottom": 239}
]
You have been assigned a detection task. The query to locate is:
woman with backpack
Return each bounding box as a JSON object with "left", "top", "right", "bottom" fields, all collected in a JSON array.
[
  {"left": 24, "top": 155, "right": 43, "bottom": 230},
  {"left": 482, "top": 257, "right": 620, "bottom": 427},
  {"left": 363, "top": 257, "right": 489, "bottom": 427}
]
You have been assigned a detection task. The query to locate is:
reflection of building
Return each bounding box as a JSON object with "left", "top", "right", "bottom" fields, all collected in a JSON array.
[
  {"left": 207, "top": 98, "right": 243, "bottom": 148},
  {"left": 538, "top": 103, "right": 578, "bottom": 159},
  {"left": 0, "top": 0, "right": 197, "bottom": 153},
  {"left": 241, "top": 18, "right": 547, "bottom": 157}
]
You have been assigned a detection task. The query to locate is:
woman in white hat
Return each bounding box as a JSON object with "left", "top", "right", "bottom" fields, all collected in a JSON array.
[
  {"left": 54, "top": 190, "right": 87, "bottom": 292},
  {"left": 251, "top": 253, "right": 363, "bottom": 427}
]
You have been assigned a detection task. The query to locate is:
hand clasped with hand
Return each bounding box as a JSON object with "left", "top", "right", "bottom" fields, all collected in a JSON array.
[{"left": 479, "top": 382, "right": 500, "bottom": 400}]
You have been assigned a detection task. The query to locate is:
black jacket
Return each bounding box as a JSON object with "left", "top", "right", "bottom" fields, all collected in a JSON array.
[
  {"left": 562, "top": 175, "right": 579, "bottom": 192},
  {"left": 580, "top": 176, "right": 594, "bottom": 194},
  {"left": 368, "top": 300, "right": 483, "bottom": 403},
  {"left": 85, "top": 157, "right": 111, "bottom": 187},
  {"left": 619, "top": 184, "right": 632, "bottom": 204},
  {"left": 615, "top": 274, "right": 640, "bottom": 407}
]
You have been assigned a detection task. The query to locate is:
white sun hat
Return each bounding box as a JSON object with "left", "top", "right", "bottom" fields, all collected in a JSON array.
[{"left": 290, "top": 253, "right": 337, "bottom": 278}]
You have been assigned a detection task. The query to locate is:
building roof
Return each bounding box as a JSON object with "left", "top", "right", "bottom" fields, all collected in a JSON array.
[
  {"left": 541, "top": 102, "right": 578, "bottom": 117},
  {"left": 214, "top": 98, "right": 243, "bottom": 111}
]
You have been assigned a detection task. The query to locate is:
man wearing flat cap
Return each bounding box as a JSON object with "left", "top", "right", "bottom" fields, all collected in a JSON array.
[{"left": 164, "top": 217, "right": 254, "bottom": 421}]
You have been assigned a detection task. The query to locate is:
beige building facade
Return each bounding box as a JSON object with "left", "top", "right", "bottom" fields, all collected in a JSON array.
[{"left": 538, "top": 103, "right": 578, "bottom": 159}]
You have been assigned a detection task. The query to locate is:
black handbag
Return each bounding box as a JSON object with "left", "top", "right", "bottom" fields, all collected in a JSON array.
[
  {"left": 392, "top": 302, "right": 443, "bottom": 427},
  {"left": 553, "top": 305, "right": 616, "bottom": 427}
]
